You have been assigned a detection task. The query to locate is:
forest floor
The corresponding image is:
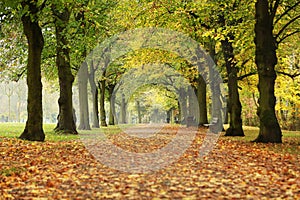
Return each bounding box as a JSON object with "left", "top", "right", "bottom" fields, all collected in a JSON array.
[{"left": 0, "top": 124, "right": 300, "bottom": 199}]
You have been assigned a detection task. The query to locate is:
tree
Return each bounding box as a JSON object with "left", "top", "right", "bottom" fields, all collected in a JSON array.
[
  {"left": 52, "top": 1, "right": 77, "bottom": 134},
  {"left": 75, "top": 0, "right": 91, "bottom": 130},
  {"left": 98, "top": 71, "right": 108, "bottom": 126},
  {"left": 220, "top": 32, "right": 244, "bottom": 136},
  {"left": 78, "top": 61, "right": 91, "bottom": 130},
  {"left": 253, "top": 0, "right": 300, "bottom": 143},
  {"left": 4, "top": 82, "right": 13, "bottom": 122},
  {"left": 88, "top": 59, "right": 100, "bottom": 128},
  {"left": 18, "top": 0, "right": 45, "bottom": 141}
]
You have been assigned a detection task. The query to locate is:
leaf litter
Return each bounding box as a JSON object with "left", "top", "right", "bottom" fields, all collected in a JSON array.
[{"left": 0, "top": 126, "right": 299, "bottom": 199}]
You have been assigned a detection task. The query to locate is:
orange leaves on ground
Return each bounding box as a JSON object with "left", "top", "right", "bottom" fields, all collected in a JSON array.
[{"left": 0, "top": 128, "right": 299, "bottom": 199}]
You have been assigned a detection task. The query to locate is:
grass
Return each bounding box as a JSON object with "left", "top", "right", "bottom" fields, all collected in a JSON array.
[
  {"left": 0, "top": 123, "right": 135, "bottom": 141},
  {"left": 0, "top": 123, "right": 79, "bottom": 141}
]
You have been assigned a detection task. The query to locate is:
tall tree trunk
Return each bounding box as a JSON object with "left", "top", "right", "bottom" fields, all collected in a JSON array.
[
  {"left": 136, "top": 100, "right": 142, "bottom": 123},
  {"left": 166, "top": 108, "right": 171, "bottom": 123},
  {"left": 221, "top": 36, "right": 244, "bottom": 136},
  {"left": 196, "top": 75, "right": 208, "bottom": 126},
  {"left": 209, "top": 68, "right": 224, "bottom": 133},
  {"left": 53, "top": 5, "right": 77, "bottom": 134},
  {"left": 19, "top": 0, "right": 45, "bottom": 141},
  {"left": 188, "top": 86, "right": 196, "bottom": 117},
  {"left": 78, "top": 61, "right": 91, "bottom": 130},
  {"left": 88, "top": 61, "right": 100, "bottom": 128},
  {"left": 120, "top": 93, "right": 127, "bottom": 124},
  {"left": 108, "top": 85, "right": 115, "bottom": 125},
  {"left": 253, "top": 0, "right": 282, "bottom": 143},
  {"left": 179, "top": 88, "right": 187, "bottom": 124},
  {"left": 99, "top": 80, "right": 107, "bottom": 127},
  {"left": 111, "top": 92, "right": 117, "bottom": 124},
  {"left": 108, "top": 100, "right": 114, "bottom": 125},
  {"left": 75, "top": 2, "right": 90, "bottom": 130},
  {"left": 206, "top": 38, "right": 224, "bottom": 132},
  {"left": 177, "top": 100, "right": 181, "bottom": 123}
]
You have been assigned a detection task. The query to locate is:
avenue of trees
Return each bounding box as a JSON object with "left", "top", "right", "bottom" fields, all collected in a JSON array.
[{"left": 0, "top": 0, "right": 299, "bottom": 143}]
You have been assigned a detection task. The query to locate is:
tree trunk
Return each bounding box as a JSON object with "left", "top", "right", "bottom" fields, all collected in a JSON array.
[
  {"left": 221, "top": 36, "right": 244, "bottom": 136},
  {"left": 188, "top": 86, "right": 196, "bottom": 117},
  {"left": 88, "top": 61, "right": 100, "bottom": 128},
  {"left": 78, "top": 61, "right": 91, "bottom": 130},
  {"left": 205, "top": 38, "right": 224, "bottom": 132},
  {"left": 166, "top": 108, "right": 172, "bottom": 123},
  {"left": 99, "top": 80, "right": 107, "bottom": 127},
  {"left": 53, "top": 5, "right": 77, "bottom": 134},
  {"left": 108, "top": 100, "right": 114, "bottom": 125},
  {"left": 137, "top": 100, "right": 142, "bottom": 123},
  {"left": 253, "top": 0, "right": 282, "bottom": 143},
  {"left": 209, "top": 72, "right": 224, "bottom": 133},
  {"left": 177, "top": 100, "right": 181, "bottom": 123},
  {"left": 19, "top": 1, "right": 45, "bottom": 141},
  {"left": 108, "top": 85, "right": 115, "bottom": 125},
  {"left": 75, "top": 6, "right": 90, "bottom": 130},
  {"left": 196, "top": 75, "right": 208, "bottom": 126},
  {"left": 111, "top": 92, "right": 117, "bottom": 124},
  {"left": 179, "top": 88, "right": 187, "bottom": 124},
  {"left": 120, "top": 93, "right": 127, "bottom": 124}
]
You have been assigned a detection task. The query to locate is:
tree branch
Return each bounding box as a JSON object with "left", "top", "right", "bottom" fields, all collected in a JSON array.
[
  {"left": 186, "top": 10, "right": 211, "bottom": 29},
  {"left": 276, "top": 70, "right": 300, "bottom": 79},
  {"left": 270, "top": 0, "right": 281, "bottom": 21},
  {"left": 274, "top": 1, "right": 300, "bottom": 25},
  {"left": 38, "top": 0, "right": 48, "bottom": 11},
  {"left": 275, "top": 14, "right": 300, "bottom": 40},
  {"left": 15, "top": 68, "right": 27, "bottom": 82},
  {"left": 277, "top": 29, "right": 300, "bottom": 44},
  {"left": 237, "top": 72, "right": 257, "bottom": 81},
  {"left": 252, "top": 93, "right": 258, "bottom": 108}
]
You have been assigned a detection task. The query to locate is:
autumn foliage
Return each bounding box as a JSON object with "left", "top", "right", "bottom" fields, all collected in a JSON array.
[{"left": 1, "top": 127, "right": 299, "bottom": 199}]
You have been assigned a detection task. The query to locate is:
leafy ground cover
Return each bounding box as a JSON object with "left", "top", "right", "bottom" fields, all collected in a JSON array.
[{"left": 0, "top": 123, "right": 299, "bottom": 199}]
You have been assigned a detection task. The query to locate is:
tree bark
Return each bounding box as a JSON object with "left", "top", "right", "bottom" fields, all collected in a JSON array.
[
  {"left": 137, "top": 100, "right": 142, "bottom": 123},
  {"left": 209, "top": 70, "right": 224, "bottom": 133},
  {"left": 205, "top": 38, "right": 225, "bottom": 132},
  {"left": 75, "top": 3, "right": 90, "bottom": 130},
  {"left": 196, "top": 75, "right": 208, "bottom": 126},
  {"left": 78, "top": 61, "right": 91, "bottom": 130},
  {"left": 111, "top": 92, "right": 117, "bottom": 124},
  {"left": 19, "top": 0, "right": 45, "bottom": 141},
  {"left": 88, "top": 61, "right": 100, "bottom": 128},
  {"left": 99, "top": 80, "right": 107, "bottom": 127},
  {"left": 253, "top": 0, "right": 282, "bottom": 143},
  {"left": 107, "top": 84, "right": 115, "bottom": 125},
  {"left": 221, "top": 36, "right": 244, "bottom": 136},
  {"left": 179, "top": 88, "right": 187, "bottom": 124},
  {"left": 53, "top": 5, "right": 77, "bottom": 134},
  {"left": 188, "top": 86, "right": 196, "bottom": 117},
  {"left": 120, "top": 93, "right": 127, "bottom": 124}
]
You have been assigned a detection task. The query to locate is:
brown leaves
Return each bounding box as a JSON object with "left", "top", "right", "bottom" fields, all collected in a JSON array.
[{"left": 0, "top": 129, "right": 300, "bottom": 199}]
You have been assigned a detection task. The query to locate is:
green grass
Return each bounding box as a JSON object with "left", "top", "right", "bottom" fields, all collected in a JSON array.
[
  {"left": 0, "top": 123, "right": 135, "bottom": 141},
  {"left": 0, "top": 123, "right": 79, "bottom": 141}
]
